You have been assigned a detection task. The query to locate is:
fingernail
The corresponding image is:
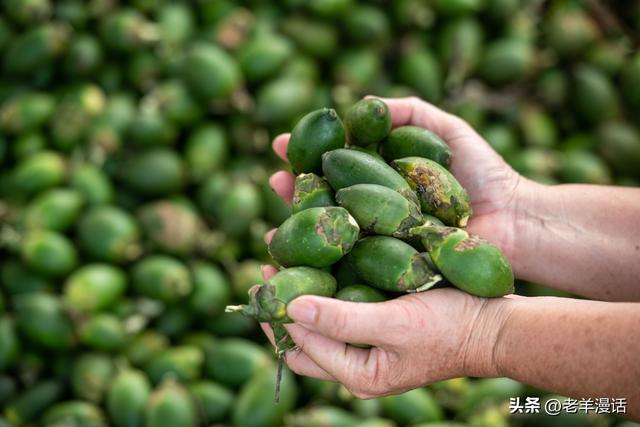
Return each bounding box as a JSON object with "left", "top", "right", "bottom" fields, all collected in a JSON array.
[{"left": 287, "top": 298, "right": 317, "bottom": 326}]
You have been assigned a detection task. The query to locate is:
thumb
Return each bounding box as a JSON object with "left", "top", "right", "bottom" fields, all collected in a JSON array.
[{"left": 286, "top": 295, "right": 400, "bottom": 346}]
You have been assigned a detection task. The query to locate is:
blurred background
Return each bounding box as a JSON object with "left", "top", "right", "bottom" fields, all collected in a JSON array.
[{"left": 0, "top": 0, "right": 639, "bottom": 426}]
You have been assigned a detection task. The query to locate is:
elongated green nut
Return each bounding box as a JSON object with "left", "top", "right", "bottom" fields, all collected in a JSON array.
[
  {"left": 322, "top": 148, "right": 419, "bottom": 205},
  {"left": 227, "top": 266, "right": 337, "bottom": 323},
  {"left": 138, "top": 200, "right": 201, "bottom": 256},
  {"left": 64, "top": 264, "right": 127, "bottom": 312},
  {"left": 42, "top": 401, "right": 107, "bottom": 427},
  {"left": 187, "top": 381, "right": 233, "bottom": 425},
  {"left": 381, "top": 126, "right": 452, "bottom": 167},
  {"left": 24, "top": 188, "right": 84, "bottom": 231},
  {"left": 292, "top": 173, "right": 336, "bottom": 214},
  {"left": 345, "top": 98, "right": 391, "bottom": 146},
  {"left": 336, "top": 285, "right": 387, "bottom": 303},
  {"left": 14, "top": 293, "right": 74, "bottom": 350},
  {"left": 106, "top": 369, "right": 151, "bottom": 427},
  {"left": 288, "top": 108, "right": 346, "bottom": 174},
  {"left": 268, "top": 207, "right": 359, "bottom": 268},
  {"left": 77, "top": 206, "right": 141, "bottom": 263},
  {"left": 415, "top": 226, "right": 514, "bottom": 297},
  {"left": 145, "top": 379, "right": 197, "bottom": 427},
  {"left": 336, "top": 184, "right": 423, "bottom": 235},
  {"left": 145, "top": 346, "right": 203, "bottom": 384},
  {"left": 346, "top": 236, "right": 441, "bottom": 292},
  {"left": 4, "top": 380, "right": 63, "bottom": 426},
  {"left": 392, "top": 156, "right": 472, "bottom": 227},
  {"left": 21, "top": 230, "right": 78, "bottom": 277},
  {"left": 132, "top": 255, "right": 192, "bottom": 303},
  {"left": 71, "top": 353, "right": 114, "bottom": 403}
]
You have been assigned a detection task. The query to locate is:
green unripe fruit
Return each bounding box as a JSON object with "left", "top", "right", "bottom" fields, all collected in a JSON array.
[
  {"left": 322, "top": 148, "right": 418, "bottom": 205},
  {"left": 21, "top": 230, "right": 77, "bottom": 277},
  {"left": 11, "top": 151, "right": 65, "bottom": 195},
  {"left": 288, "top": 108, "right": 346, "bottom": 174},
  {"left": 597, "top": 122, "right": 640, "bottom": 176},
  {"left": 559, "top": 150, "right": 611, "bottom": 185},
  {"left": 345, "top": 99, "right": 391, "bottom": 146},
  {"left": 187, "top": 381, "right": 233, "bottom": 424},
  {"left": 70, "top": 164, "right": 114, "bottom": 205},
  {"left": 0, "top": 92, "right": 55, "bottom": 135},
  {"left": 132, "top": 255, "right": 192, "bottom": 303},
  {"left": 145, "top": 346, "right": 203, "bottom": 384},
  {"left": 120, "top": 148, "right": 184, "bottom": 196},
  {"left": 126, "top": 331, "right": 170, "bottom": 368},
  {"left": 64, "top": 264, "right": 127, "bottom": 312},
  {"left": 145, "top": 380, "right": 197, "bottom": 427},
  {"left": 0, "top": 317, "right": 19, "bottom": 371},
  {"left": 255, "top": 77, "right": 316, "bottom": 125},
  {"left": 393, "top": 157, "right": 472, "bottom": 227},
  {"left": 479, "top": 38, "right": 533, "bottom": 86},
  {"left": 188, "top": 262, "right": 231, "bottom": 316},
  {"left": 289, "top": 406, "right": 359, "bottom": 427},
  {"left": 336, "top": 184, "right": 423, "bottom": 235},
  {"left": 4, "top": 23, "right": 69, "bottom": 74},
  {"left": 78, "top": 313, "right": 127, "bottom": 351},
  {"left": 292, "top": 173, "right": 336, "bottom": 214},
  {"left": 381, "top": 388, "right": 444, "bottom": 425},
  {"left": 77, "top": 206, "right": 141, "bottom": 263},
  {"left": 42, "top": 401, "right": 107, "bottom": 427},
  {"left": 573, "top": 65, "right": 619, "bottom": 123},
  {"left": 347, "top": 236, "right": 441, "bottom": 293},
  {"left": 182, "top": 42, "right": 241, "bottom": 101},
  {"left": 268, "top": 207, "right": 359, "bottom": 268},
  {"left": 24, "top": 188, "right": 84, "bottom": 231},
  {"left": 415, "top": 226, "right": 514, "bottom": 297},
  {"left": 71, "top": 353, "right": 114, "bottom": 403},
  {"left": 381, "top": 126, "right": 452, "bottom": 167},
  {"left": 238, "top": 33, "right": 293, "bottom": 83},
  {"left": 14, "top": 293, "right": 74, "bottom": 350},
  {"left": 107, "top": 369, "right": 151, "bottom": 427},
  {"left": 335, "top": 284, "right": 387, "bottom": 303},
  {"left": 203, "top": 338, "right": 271, "bottom": 389},
  {"left": 184, "top": 124, "right": 227, "bottom": 183},
  {"left": 228, "top": 266, "right": 337, "bottom": 323},
  {"left": 4, "top": 380, "right": 63, "bottom": 425},
  {"left": 544, "top": 6, "right": 599, "bottom": 58},
  {"left": 138, "top": 200, "right": 201, "bottom": 256},
  {"left": 398, "top": 47, "right": 443, "bottom": 102}
]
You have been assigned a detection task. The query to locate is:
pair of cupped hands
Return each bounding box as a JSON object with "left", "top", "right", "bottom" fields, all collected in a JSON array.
[{"left": 261, "top": 97, "right": 523, "bottom": 399}]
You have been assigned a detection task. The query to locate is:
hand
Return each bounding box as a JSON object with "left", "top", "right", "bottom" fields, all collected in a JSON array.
[{"left": 267, "top": 96, "right": 528, "bottom": 263}]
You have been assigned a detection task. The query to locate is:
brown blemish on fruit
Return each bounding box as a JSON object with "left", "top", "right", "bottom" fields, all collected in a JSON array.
[
  {"left": 407, "top": 166, "right": 452, "bottom": 211},
  {"left": 454, "top": 235, "right": 484, "bottom": 252}
]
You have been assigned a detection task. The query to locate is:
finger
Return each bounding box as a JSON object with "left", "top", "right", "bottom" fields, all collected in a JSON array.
[
  {"left": 263, "top": 228, "right": 277, "bottom": 245},
  {"left": 260, "top": 322, "right": 276, "bottom": 346},
  {"left": 367, "top": 96, "right": 469, "bottom": 141},
  {"left": 287, "top": 295, "right": 403, "bottom": 346},
  {"left": 260, "top": 264, "right": 278, "bottom": 281},
  {"left": 285, "top": 323, "right": 372, "bottom": 385},
  {"left": 269, "top": 171, "right": 295, "bottom": 205},
  {"left": 272, "top": 133, "right": 290, "bottom": 163},
  {"left": 284, "top": 347, "right": 337, "bottom": 381}
]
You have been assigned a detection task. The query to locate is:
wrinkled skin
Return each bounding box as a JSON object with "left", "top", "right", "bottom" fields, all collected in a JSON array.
[{"left": 262, "top": 96, "right": 522, "bottom": 398}]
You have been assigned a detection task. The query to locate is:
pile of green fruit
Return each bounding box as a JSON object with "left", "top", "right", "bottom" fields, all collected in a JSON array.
[
  {"left": 0, "top": 0, "right": 638, "bottom": 426},
  {"left": 230, "top": 98, "right": 514, "bottom": 361}
]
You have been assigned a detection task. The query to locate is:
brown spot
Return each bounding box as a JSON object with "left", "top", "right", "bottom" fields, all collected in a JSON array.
[
  {"left": 454, "top": 235, "right": 484, "bottom": 252},
  {"left": 408, "top": 166, "right": 452, "bottom": 212}
]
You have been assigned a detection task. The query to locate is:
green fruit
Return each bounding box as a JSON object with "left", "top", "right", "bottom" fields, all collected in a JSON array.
[
  {"left": 4, "top": 380, "right": 63, "bottom": 425},
  {"left": 255, "top": 77, "right": 315, "bottom": 125},
  {"left": 70, "top": 164, "right": 114, "bottom": 205},
  {"left": 573, "top": 65, "right": 619, "bottom": 123},
  {"left": 188, "top": 261, "right": 231, "bottom": 316},
  {"left": 187, "top": 381, "right": 233, "bottom": 424},
  {"left": 333, "top": 48, "right": 381, "bottom": 92},
  {"left": 0, "top": 92, "right": 55, "bottom": 134},
  {"left": 623, "top": 53, "right": 640, "bottom": 110},
  {"left": 216, "top": 180, "right": 264, "bottom": 238},
  {"left": 182, "top": 42, "right": 241, "bottom": 101},
  {"left": 479, "top": 38, "right": 533, "bottom": 86},
  {"left": 230, "top": 260, "right": 263, "bottom": 304},
  {"left": 292, "top": 173, "right": 336, "bottom": 214},
  {"left": 77, "top": 206, "right": 141, "bottom": 263},
  {"left": 460, "top": 378, "right": 523, "bottom": 415},
  {"left": 126, "top": 109, "right": 177, "bottom": 148},
  {"left": 438, "top": 17, "right": 483, "bottom": 86},
  {"left": 205, "top": 311, "right": 257, "bottom": 338},
  {"left": 335, "top": 285, "right": 387, "bottom": 303},
  {"left": 518, "top": 103, "right": 557, "bottom": 148},
  {"left": 204, "top": 338, "right": 271, "bottom": 388},
  {"left": 345, "top": 99, "right": 392, "bottom": 146},
  {"left": 138, "top": 200, "right": 201, "bottom": 255},
  {"left": 434, "top": 0, "right": 481, "bottom": 16},
  {"left": 382, "top": 126, "right": 452, "bottom": 167},
  {"left": 268, "top": 207, "right": 359, "bottom": 268},
  {"left": 64, "top": 34, "right": 103, "bottom": 77},
  {"left": 0, "top": 260, "right": 52, "bottom": 295},
  {"left": 132, "top": 255, "right": 192, "bottom": 303},
  {"left": 353, "top": 418, "right": 396, "bottom": 427},
  {"left": 64, "top": 264, "right": 127, "bottom": 312},
  {"left": 126, "top": 331, "right": 170, "bottom": 368},
  {"left": 21, "top": 230, "right": 78, "bottom": 277},
  {"left": 146, "top": 346, "right": 203, "bottom": 384},
  {"left": 99, "top": 9, "right": 159, "bottom": 52},
  {"left": 481, "top": 124, "right": 518, "bottom": 158},
  {"left": 347, "top": 236, "right": 441, "bottom": 293},
  {"left": 0, "top": 376, "right": 15, "bottom": 408},
  {"left": 559, "top": 150, "right": 611, "bottom": 184},
  {"left": 414, "top": 226, "right": 514, "bottom": 297},
  {"left": 42, "top": 401, "right": 106, "bottom": 427},
  {"left": 0, "top": 317, "right": 19, "bottom": 371},
  {"left": 232, "top": 365, "right": 298, "bottom": 427},
  {"left": 4, "top": 23, "right": 69, "bottom": 74},
  {"left": 120, "top": 148, "right": 184, "bottom": 196},
  {"left": 228, "top": 266, "right": 337, "bottom": 323},
  {"left": 332, "top": 258, "right": 361, "bottom": 289},
  {"left": 508, "top": 148, "right": 559, "bottom": 178},
  {"left": 544, "top": 5, "right": 598, "bottom": 58},
  {"left": 398, "top": 46, "right": 443, "bottom": 102},
  {"left": 281, "top": 17, "right": 338, "bottom": 59},
  {"left": 392, "top": 157, "right": 472, "bottom": 227},
  {"left": 107, "top": 369, "right": 152, "bottom": 427},
  {"left": 71, "top": 353, "right": 114, "bottom": 403},
  {"left": 145, "top": 380, "right": 197, "bottom": 427},
  {"left": 343, "top": 5, "right": 390, "bottom": 44},
  {"left": 238, "top": 32, "right": 293, "bottom": 83},
  {"left": 24, "top": 188, "right": 84, "bottom": 231},
  {"left": 598, "top": 122, "right": 640, "bottom": 176},
  {"left": 289, "top": 406, "right": 359, "bottom": 427},
  {"left": 322, "top": 148, "right": 418, "bottom": 205},
  {"left": 154, "top": 306, "right": 193, "bottom": 339},
  {"left": 79, "top": 313, "right": 127, "bottom": 351},
  {"left": 337, "top": 184, "right": 423, "bottom": 235},
  {"left": 288, "top": 108, "right": 346, "bottom": 174},
  {"left": 11, "top": 150, "right": 65, "bottom": 195},
  {"left": 12, "top": 132, "right": 46, "bottom": 160},
  {"left": 4, "top": 0, "right": 51, "bottom": 25},
  {"left": 381, "top": 388, "right": 443, "bottom": 425},
  {"left": 184, "top": 124, "right": 228, "bottom": 182},
  {"left": 536, "top": 69, "right": 568, "bottom": 109}
]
